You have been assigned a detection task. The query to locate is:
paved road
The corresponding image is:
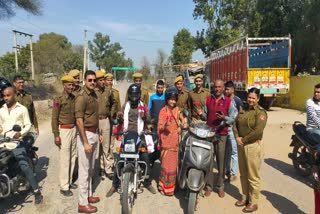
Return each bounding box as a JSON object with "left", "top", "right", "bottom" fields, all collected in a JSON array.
[{"left": 0, "top": 83, "right": 313, "bottom": 213}]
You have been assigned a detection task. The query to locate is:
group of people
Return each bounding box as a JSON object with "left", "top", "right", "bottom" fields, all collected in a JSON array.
[
  {"left": 0, "top": 75, "right": 43, "bottom": 204},
  {"left": 0, "top": 68, "right": 268, "bottom": 213},
  {"left": 49, "top": 70, "right": 269, "bottom": 213}
]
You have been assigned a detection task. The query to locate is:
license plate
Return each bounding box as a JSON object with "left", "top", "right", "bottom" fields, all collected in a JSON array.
[
  {"left": 120, "top": 153, "right": 139, "bottom": 159},
  {"left": 124, "top": 144, "right": 135, "bottom": 152}
]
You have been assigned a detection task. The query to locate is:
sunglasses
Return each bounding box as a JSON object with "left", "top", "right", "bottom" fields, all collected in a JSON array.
[{"left": 88, "top": 79, "right": 96, "bottom": 83}]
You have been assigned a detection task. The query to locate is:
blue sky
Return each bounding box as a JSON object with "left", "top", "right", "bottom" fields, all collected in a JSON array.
[{"left": 0, "top": 0, "right": 207, "bottom": 69}]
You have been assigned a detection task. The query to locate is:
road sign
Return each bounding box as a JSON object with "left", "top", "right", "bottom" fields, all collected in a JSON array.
[{"left": 111, "top": 67, "right": 138, "bottom": 71}]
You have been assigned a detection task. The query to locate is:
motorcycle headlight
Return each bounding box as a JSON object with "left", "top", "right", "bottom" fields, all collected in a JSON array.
[{"left": 124, "top": 139, "right": 136, "bottom": 153}]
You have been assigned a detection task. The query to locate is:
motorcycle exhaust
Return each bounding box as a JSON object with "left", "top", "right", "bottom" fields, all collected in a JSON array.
[{"left": 0, "top": 174, "right": 11, "bottom": 198}]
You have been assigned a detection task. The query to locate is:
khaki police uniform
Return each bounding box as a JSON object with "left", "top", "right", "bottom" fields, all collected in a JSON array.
[
  {"left": 51, "top": 80, "right": 77, "bottom": 191},
  {"left": 233, "top": 104, "right": 267, "bottom": 205},
  {"left": 73, "top": 86, "right": 82, "bottom": 96},
  {"left": 75, "top": 86, "right": 99, "bottom": 206},
  {"left": 68, "top": 69, "right": 82, "bottom": 97},
  {"left": 125, "top": 72, "right": 149, "bottom": 105},
  {"left": 177, "top": 89, "right": 189, "bottom": 112},
  {"left": 188, "top": 87, "right": 210, "bottom": 123},
  {"left": 111, "top": 88, "right": 121, "bottom": 116},
  {"left": 96, "top": 84, "right": 114, "bottom": 175},
  {"left": 16, "top": 91, "right": 38, "bottom": 131}
]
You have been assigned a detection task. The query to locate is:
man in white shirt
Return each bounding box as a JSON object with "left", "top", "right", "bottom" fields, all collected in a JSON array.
[
  {"left": 0, "top": 87, "right": 43, "bottom": 205},
  {"left": 306, "top": 83, "right": 320, "bottom": 144}
]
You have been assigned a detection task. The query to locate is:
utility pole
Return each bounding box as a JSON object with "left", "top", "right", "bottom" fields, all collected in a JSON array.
[
  {"left": 13, "top": 30, "right": 34, "bottom": 80},
  {"left": 13, "top": 31, "right": 18, "bottom": 72},
  {"left": 87, "top": 50, "right": 90, "bottom": 70},
  {"left": 83, "top": 29, "right": 87, "bottom": 77},
  {"left": 29, "top": 36, "right": 35, "bottom": 81}
]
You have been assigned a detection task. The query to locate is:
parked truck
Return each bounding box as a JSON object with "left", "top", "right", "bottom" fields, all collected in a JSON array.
[{"left": 205, "top": 36, "right": 291, "bottom": 110}]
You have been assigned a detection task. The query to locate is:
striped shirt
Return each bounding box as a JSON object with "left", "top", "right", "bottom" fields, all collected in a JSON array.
[{"left": 306, "top": 98, "right": 320, "bottom": 129}]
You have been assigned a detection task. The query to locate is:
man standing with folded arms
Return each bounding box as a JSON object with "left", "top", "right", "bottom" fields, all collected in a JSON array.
[
  {"left": 51, "top": 75, "right": 78, "bottom": 197},
  {"left": 75, "top": 70, "right": 101, "bottom": 213}
]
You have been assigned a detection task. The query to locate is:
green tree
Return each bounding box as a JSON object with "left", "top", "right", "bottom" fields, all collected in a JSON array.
[
  {"left": 88, "top": 32, "right": 133, "bottom": 80},
  {"left": 0, "top": 0, "right": 42, "bottom": 19},
  {"left": 88, "top": 33, "right": 110, "bottom": 69},
  {"left": 171, "top": 28, "right": 194, "bottom": 65},
  {"left": 155, "top": 49, "right": 167, "bottom": 79},
  {"left": 33, "top": 33, "right": 66, "bottom": 75},
  {"left": 0, "top": 46, "right": 31, "bottom": 80},
  {"left": 139, "top": 56, "right": 151, "bottom": 79}
]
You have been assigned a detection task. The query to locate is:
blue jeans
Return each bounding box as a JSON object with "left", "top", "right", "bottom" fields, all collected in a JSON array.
[
  {"left": 225, "top": 127, "right": 238, "bottom": 176},
  {"left": 12, "top": 144, "right": 38, "bottom": 190}
]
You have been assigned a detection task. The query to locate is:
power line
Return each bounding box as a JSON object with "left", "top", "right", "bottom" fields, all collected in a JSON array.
[{"left": 15, "top": 15, "right": 43, "bottom": 31}]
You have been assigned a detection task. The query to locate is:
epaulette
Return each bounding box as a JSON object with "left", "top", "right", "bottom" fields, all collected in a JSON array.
[
  {"left": 78, "top": 90, "right": 84, "bottom": 96},
  {"left": 112, "top": 88, "right": 119, "bottom": 92},
  {"left": 183, "top": 89, "right": 189, "bottom": 93},
  {"left": 203, "top": 88, "right": 210, "bottom": 92}
]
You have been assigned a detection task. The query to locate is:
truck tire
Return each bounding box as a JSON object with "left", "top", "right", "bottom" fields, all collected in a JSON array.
[{"left": 259, "top": 96, "right": 274, "bottom": 110}]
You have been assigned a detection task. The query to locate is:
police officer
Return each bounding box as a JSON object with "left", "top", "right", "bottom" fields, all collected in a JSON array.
[
  {"left": 188, "top": 74, "right": 210, "bottom": 123},
  {"left": 174, "top": 75, "right": 189, "bottom": 112},
  {"left": 13, "top": 75, "right": 39, "bottom": 134},
  {"left": 125, "top": 72, "right": 149, "bottom": 105},
  {"left": 95, "top": 70, "right": 114, "bottom": 178},
  {"left": 68, "top": 69, "right": 82, "bottom": 96},
  {"left": 105, "top": 73, "right": 121, "bottom": 118},
  {"left": 51, "top": 75, "right": 77, "bottom": 197},
  {"left": 75, "top": 70, "right": 101, "bottom": 213},
  {"left": 233, "top": 87, "right": 267, "bottom": 213}
]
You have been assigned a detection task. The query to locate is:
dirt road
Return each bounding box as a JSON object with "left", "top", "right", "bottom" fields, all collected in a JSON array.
[{"left": 0, "top": 82, "right": 314, "bottom": 213}]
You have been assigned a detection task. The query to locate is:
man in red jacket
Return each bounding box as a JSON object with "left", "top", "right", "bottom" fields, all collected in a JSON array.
[{"left": 198, "top": 79, "right": 237, "bottom": 198}]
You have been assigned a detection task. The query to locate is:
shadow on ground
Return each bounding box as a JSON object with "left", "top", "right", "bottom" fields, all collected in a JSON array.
[
  {"left": 262, "top": 190, "right": 305, "bottom": 214},
  {"left": 265, "top": 158, "right": 313, "bottom": 188}
]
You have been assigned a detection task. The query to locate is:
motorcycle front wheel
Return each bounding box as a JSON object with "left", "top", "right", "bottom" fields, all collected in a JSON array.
[
  {"left": 187, "top": 191, "right": 197, "bottom": 214},
  {"left": 121, "top": 171, "right": 135, "bottom": 214},
  {"left": 292, "top": 145, "right": 312, "bottom": 176}
]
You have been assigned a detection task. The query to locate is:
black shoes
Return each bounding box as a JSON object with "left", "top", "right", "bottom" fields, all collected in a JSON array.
[
  {"left": 60, "top": 189, "right": 73, "bottom": 197},
  {"left": 70, "top": 183, "right": 78, "bottom": 189},
  {"left": 34, "top": 190, "right": 43, "bottom": 205},
  {"left": 106, "top": 186, "right": 117, "bottom": 198}
]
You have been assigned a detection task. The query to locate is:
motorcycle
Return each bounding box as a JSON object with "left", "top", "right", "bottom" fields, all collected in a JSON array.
[
  {"left": 178, "top": 123, "right": 215, "bottom": 214},
  {"left": 0, "top": 125, "right": 38, "bottom": 198},
  {"left": 288, "top": 121, "right": 319, "bottom": 176},
  {"left": 115, "top": 130, "right": 155, "bottom": 214}
]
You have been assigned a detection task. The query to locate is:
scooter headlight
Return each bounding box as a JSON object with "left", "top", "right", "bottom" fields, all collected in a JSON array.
[{"left": 189, "top": 127, "right": 215, "bottom": 138}]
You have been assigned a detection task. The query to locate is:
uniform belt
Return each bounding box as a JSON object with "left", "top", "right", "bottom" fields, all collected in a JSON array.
[
  {"left": 85, "top": 127, "right": 98, "bottom": 133},
  {"left": 99, "top": 115, "right": 108, "bottom": 119},
  {"left": 59, "top": 124, "right": 75, "bottom": 129}
]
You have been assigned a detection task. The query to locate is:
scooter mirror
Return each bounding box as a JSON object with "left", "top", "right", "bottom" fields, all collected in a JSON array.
[{"left": 12, "top": 125, "right": 21, "bottom": 132}]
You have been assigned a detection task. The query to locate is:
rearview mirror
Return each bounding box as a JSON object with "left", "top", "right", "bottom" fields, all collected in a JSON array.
[
  {"left": 182, "top": 109, "right": 189, "bottom": 117},
  {"left": 12, "top": 125, "right": 22, "bottom": 132}
]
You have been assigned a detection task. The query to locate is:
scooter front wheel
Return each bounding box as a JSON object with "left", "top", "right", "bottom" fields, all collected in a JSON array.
[{"left": 187, "top": 191, "right": 197, "bottom": 214}]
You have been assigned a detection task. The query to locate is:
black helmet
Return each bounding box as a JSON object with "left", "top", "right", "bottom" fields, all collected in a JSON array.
[
  {"left": 0, "top": 77, "right": 11, "bottom": 95},
  {"left": 165, "top": 86, "right": 178, "bottom": 103},
  {"left": 128, "top": 84, "right": 141, "bottom": 105}
]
